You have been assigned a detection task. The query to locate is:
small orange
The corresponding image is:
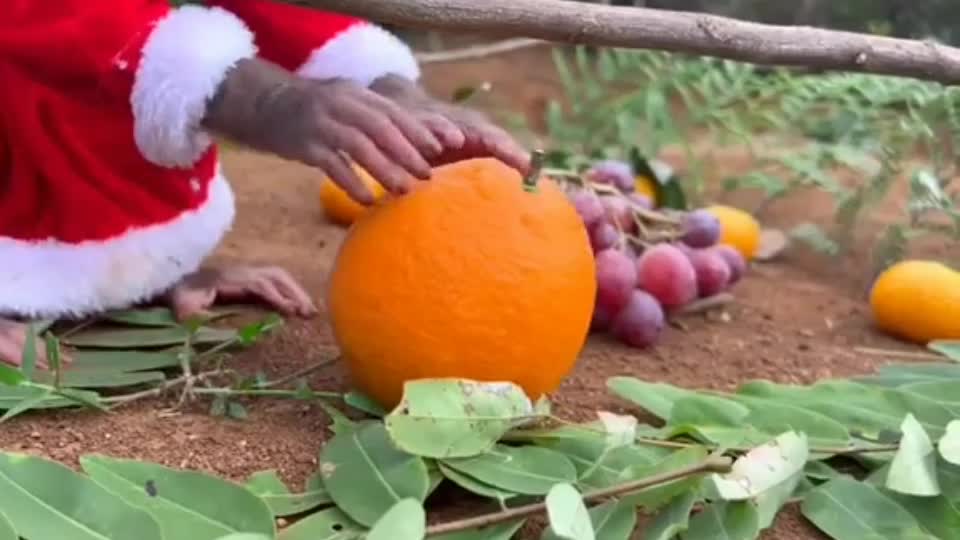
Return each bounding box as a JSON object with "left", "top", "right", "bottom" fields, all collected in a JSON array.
[
  {"left": 326, "top": 158, "right": 597, "bottom": 410},
  {"left": 704, "top": 205, "right": 761, "bottom": 261},
  {"left": 870, "top": 260, "right": 960, "bottom": 344},
  {"left": 318, "top": 166, "right": 387, "bottom": 226},
  {"left": 635, "top": 175, "right": 658, "bottom": 205}
]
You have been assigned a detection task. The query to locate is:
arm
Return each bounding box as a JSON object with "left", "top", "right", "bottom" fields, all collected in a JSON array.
[
  {"left": 204, "top": 0, "right": 420, "bottom": 86},
  {"left": 0, "top": 2, "right": 258, "bottom": 168}
]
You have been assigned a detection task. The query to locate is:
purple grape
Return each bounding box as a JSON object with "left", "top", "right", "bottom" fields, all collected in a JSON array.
[
  {"left": 590, "top": 222, "right": 620, "bottom": 252},
  {"left": 570, "top": 191, "right": 605, "bottom": 228},
  {"left": 680, "top": 209, "right": 721, "bottom": 248},
  {"left": 601, "top": 196, "right": 637, "bottom": 234},
  {"left": 688, "top": 248, "right": 732, "bottom": 297},
  {"left": 611, "top": 290, "right": 665, "bottom": 348},
  {"left": 587, "top": 160, "right": 635, "bottom": 193},
  {"left": 626, "top": 193, "right": 653, "bottom": 210},
  {"left": 595, "top": 248, "right": 638, "bottom": 314},
  {"left": 714, "top": 244, "right": 747, "bottom": 285},
  {"left": 636, "top": 244, "right": 698, "bottom": 308},
  {"left": 591, "top": 299, "right": 613, "bottom": 331}
]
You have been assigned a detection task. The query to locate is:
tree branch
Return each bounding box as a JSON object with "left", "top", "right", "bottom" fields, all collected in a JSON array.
[{"left": 286, "top": 0, "right": 960, "bottom": 85}]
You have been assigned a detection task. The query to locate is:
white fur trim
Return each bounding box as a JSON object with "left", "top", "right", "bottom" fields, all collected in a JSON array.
[
  {"left": 131, "top": 6, "right": 258, "bottom": 168},
  {"left": 0, "top": 173, "right": 235, "bottom": 320},
  {"left": 296, "top": 23, "right": 420, "bottom": 86}
]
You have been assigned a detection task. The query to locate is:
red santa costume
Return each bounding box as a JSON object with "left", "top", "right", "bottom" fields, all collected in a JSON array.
[{"left": 0, "top": 0, "right": 421, "bottom": 320}]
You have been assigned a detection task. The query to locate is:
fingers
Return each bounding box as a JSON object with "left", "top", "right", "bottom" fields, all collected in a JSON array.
[
  {"left": 261, "top": 268, "right": 318, "bottom": 318},
  {"left": 420, "top": 113, "right": 466, "bottom": 150},
  {"left": 358, "top": 92, "right": 445, "bottom": 161},
  {"left": 170, "top": 286, "right": 217, "bottom": 323},
  {"left": 305, "top": 146, "right": 375, "bottom": 205}
]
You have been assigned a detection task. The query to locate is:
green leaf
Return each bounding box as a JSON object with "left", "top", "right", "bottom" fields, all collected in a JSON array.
[
  {"left": 20, "top": 323, "right": 38, "bottom": 380},
  {"left": 245, "top": 469, "right": 331, "bottom": 517},
  {"left": 865, "top": 462, "right": 960, "bottom": 540},
  {"left": 585, "top": 499, "right": 636, "bottom": 540},
  {"left": 0, "top": 510, "right": 16, "bottom": 540},
  {"left": 801, "top": 476, "right": 934, "bottom": 539},
  {"left": 70, "top": 349, "right": 183, "bottom": 371},
  {"left": 886, "top": 414, "right": 940, "bottom": 496},
  {"left": 642, "top": 491, "right": 697, "bottom": 540},
  {"left": 441, "top": 444, "right": 577, "bottom": 495},
  {"left": 939, "top": 421, "right": 960, "bottom": 466},
  {"left": 367, "top": 499, "right": 425, "bottom": 540},
  {"left": 32, "top": 369, "right": 166, "bottom": 389},
  {"left": 228, "top": 401, "right": 249, "bottom": 420},
  {"left": 103, "top": 307, "right": 179, "bottom": 327},
  {"left": 605, "top": 377, "right": 690, "bottom": 420},
  {"left": 343, "top": 390, "right": 387, "bottom": 417},
  {"left": 542, "top": 483, "right": 594, "bottom": 540},
  {"left": 80, "top": 454, "right": 275, "bottom": 539},
  {"left": 63, "top": 326, "right": 236, "bottom": 348},
  {"left": 711, "top": 431, "right": 809, "bottom": 501},
  {"left": 316, "top": 401, "right": 356, "bottom": 435},
  {"left": 0, "top": 364, "right": 26, "bottom": 386},
  {"left": 437, "top": 462, "right": 517, "bottom": 503},
  {"left": 319, "top": 421, "right": 430, "bottom": 527},
  {"left": 432, "top": 520, "right": 526, "bottom": 540},
  {"left": 789, "top": 223, "right": 840, "bottom": 256},
  {"left": 385, "top": 379, "right": 539, "bottom": 459},
  {"left": 0, "top": 385, "right": 92, "bottom": 410},
  {"left": 0, "top": 386, "right": 54, "bottom": 423},
  {"left": 728, "top": 394, "right": 852, "bottom": 448},
  {"left": 214, "top": 535, "right": 272, "bottom": 540},
  {"left": 929, "top": 340, "right": 960, "bottom": 362},
  {"left": 276, "top": 507, "right": 365, "bottom": 540},
  {"left": 683, "top": 501, "right": 760, "bottom": 540},
  {"left": 0, "top": 452, "right": 163, "bottom": 540}
]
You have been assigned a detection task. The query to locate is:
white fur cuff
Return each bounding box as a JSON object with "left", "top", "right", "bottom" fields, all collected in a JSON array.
[
  {"left": 131, "top": 6, "right": 258, "bottom": 169},
  {"left": 296, "top": 23, "right": 421, "bottom": 87}
]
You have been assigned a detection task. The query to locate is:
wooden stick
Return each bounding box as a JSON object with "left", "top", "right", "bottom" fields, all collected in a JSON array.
[{"left": 285, "top": 0, "right": 960, "bottom": 85}]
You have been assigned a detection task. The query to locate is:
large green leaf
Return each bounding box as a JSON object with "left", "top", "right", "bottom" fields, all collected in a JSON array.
[
  {"left": 319, "top": 421, "right": 430, "bottom": 527},
  {"left": 70, "top": 349, "right": 183, "bottom": 371},
  {"left": 366, "top": 499, "right": 426, "bottom": 540},
  {"left": 437, "top": 462, "right": 517, "bottom": 503},
  {"left": 431, "top": 520, "right": 526, "bottom": 540},
  {"left": 384, "top": 379, "right": 539, "bottom": 459},
  {"left": 641, "top": 491, "right": 698, "bottom": 540},
  {"left": 0, "top": 510, "right": 16, "bottom": 540},
  {"left": 605, "top": 377, "right": 690, "bottom": 420},
  {"left": 585, "top": 499, "right": 636, "bottom": 540},
  {"left": 441, "top": 444, "right": 577, "bottom": 495},
  {"left": 801, "top": 476, "right": 935, "bottom": 539},
  {"left": 277, "top": 507, "right": 365, "bottom": 540},
  {"left": 620, "top": 446, "right": 709, "bottom": 511},
  {"left": 63, "top": 326, "right": 236, "bottom": 349},
  {"left": 245, "top": 469, "right": 331, "bottom": 517},
  {"left": 885, "top": 414, "right": 940, "bottom": 496},
  {"left": 542, "top": 483, "right": 594, "bottom": 540},
  {"left": 683, "top": 501, "right": 760, "bottom": 540},
  {"left": 80, "top": 454, "right": 275, "bottom": 540},
  {"left": 0, "top": 452, "right": 163, "bottom": 540}
]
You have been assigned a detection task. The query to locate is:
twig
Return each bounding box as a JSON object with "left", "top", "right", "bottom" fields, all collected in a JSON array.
[
  {"left": 261, "top": 355, "right": 341, "bottom": 389},
  {"left": 291, "top": 0, "right": 960, "bottom": 85},
  {"left": 677, "top": 293, "right": 734, "bottom": 315},
  {"left": 424, "top": 454, "right": 732, "bottom": 536},
  {"left": 853, "top": 346, "right": 947, "bottom": 362},
  {"left": 416, "top": 37, "right": 548, "bottom": 63},
  {"left": 104, "top": 369, "right": 232, "bottom": 409}
]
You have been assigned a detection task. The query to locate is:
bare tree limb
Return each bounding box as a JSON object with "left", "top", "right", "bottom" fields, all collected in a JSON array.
[{"left": 285, "top": 0, "right": 960, "bottom": 85}]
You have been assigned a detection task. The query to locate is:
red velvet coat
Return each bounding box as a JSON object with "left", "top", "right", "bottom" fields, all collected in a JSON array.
[{"left": 0, "top": 0, "right": 420, "bottom": 319}]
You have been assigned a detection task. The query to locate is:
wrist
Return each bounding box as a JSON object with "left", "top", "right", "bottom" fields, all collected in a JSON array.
[{"left": 370, "top": 73, "right": 425, "bottom": 99}]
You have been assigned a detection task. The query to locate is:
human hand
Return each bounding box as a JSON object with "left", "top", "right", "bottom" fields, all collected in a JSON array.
[
  {"left": 370, "top": 75, "right": 531, "bottom": 176},
  {"left": 204, "top": 59, "right": 446, "bottom": 204}
]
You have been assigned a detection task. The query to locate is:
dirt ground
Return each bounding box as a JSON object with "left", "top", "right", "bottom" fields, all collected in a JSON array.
[{"left": 1, "top": 43, "right": 957, "bottom": 539}]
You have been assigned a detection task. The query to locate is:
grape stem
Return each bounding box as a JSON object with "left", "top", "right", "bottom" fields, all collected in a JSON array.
[{"left": 522, "top": 150, "right": 545, "bottom": 192}]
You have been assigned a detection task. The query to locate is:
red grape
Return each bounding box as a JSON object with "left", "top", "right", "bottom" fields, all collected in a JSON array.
[
  {"left": 590, "top": 222, "right": 620, "bottom": 252},
  {"left": 570, "top": 191, "right": 605, "bottom": 228},
  {"left": 601, "top": 196, "right": 636, "bottom": 233},
  {"left": 611, "top": 290, "right": 665, "bottom": 348},
  {"left": 714, "top": 244, "right": 747, "bottom": 285},
  {"left": 587, "top": 160, "right": 635, "bottom": 193},
  {"left": 635, "top": 244, "right": 698, "bottom": 308},
  {"left": 688, "top": 248, "right": 732, "bottom": 297},
  {"left": 595, "top": 248, "right": 637, "bottom": 313},
  {"left": 680, "top": 209, "right": 721, "bottom": 248}
]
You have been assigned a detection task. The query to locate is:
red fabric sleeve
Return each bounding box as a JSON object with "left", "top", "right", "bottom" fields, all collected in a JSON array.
[{"left": 206, "top": 0, "right": 421, "bottom": 85}]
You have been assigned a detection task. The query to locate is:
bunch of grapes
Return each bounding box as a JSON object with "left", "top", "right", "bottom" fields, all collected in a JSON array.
[{"left": 566, "top": 159, "right": 747, "bottom": 349}]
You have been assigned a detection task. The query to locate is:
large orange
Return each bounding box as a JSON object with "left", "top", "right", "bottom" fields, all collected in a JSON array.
[
  {"left": 318, "top": 166, "right": 387, "bottom": 226},
  {"left": 326, "top": 158, "right": 597, "bottom": 410},
  {"left": 870, "top": 260, "right": 960, "bottom": 344}
]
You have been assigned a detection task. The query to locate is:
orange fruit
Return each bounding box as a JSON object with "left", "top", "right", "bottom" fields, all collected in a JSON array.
[
  {"left": 704, "top": 205, "right": 761, "bottom": 261},
  {"left": 870, "top": 260, "right": 960, "bottom": 344},
  {"left": 326, "top": 158, "right": 597, "bottom": 410},
  {"left": 635, "top": 175, "right": 658, "bottom": 205},
  {"left": 318, "top": 166, "right": 387, "bottom": 225}
]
